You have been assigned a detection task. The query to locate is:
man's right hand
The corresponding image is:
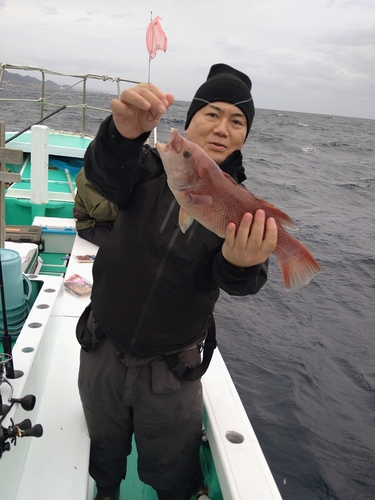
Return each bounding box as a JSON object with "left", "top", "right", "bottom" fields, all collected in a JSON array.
[{"left": 110, "top": 83, "right": 174, "bottom": 140}]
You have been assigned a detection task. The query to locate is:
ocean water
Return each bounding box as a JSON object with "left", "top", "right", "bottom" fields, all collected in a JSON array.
[{"left": 1, "top": 85, "right": 374, "bottom": 500}]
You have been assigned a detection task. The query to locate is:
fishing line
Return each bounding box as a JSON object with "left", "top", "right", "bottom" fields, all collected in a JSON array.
[
  {"left": 247, "top": 121, "right": 277, "bottom": 142},
  {"left": 130, "top": 225, "right": 180, "bottom": 351},
  {"left": 146, "top": 111, "right": 160, "bottom": 122}
]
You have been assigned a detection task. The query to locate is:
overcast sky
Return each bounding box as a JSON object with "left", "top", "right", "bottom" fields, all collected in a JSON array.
[{"left": 1, "top": 0, "right": 374, "bottom": 119}]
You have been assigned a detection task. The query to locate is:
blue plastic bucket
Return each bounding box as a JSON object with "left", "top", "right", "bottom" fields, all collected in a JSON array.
[
  {"left": 0, "top": 249, "right": 31, "bottom": 312},
  {"left": 0, "top": 301, "right": 30, "bottom": 337}
]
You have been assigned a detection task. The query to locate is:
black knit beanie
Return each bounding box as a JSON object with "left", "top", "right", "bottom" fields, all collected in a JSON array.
[{"left": 185, "top": 63, "right": 255, "bottom": 138}]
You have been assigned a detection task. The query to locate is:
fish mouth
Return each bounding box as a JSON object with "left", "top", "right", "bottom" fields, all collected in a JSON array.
[
  {"left": 155, "top": 142, "right": 165, "bottom": 153},
  {"left": 156, "top": 129, "right": 181, "bottom": 154}
]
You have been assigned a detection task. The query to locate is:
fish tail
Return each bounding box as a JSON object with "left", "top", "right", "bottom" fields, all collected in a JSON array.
[{"left": 274, "top": 230, "right": 321, "bottom": 290}]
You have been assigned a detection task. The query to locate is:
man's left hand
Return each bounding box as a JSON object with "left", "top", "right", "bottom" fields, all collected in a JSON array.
[{"left": 221, "top": 210, "right": 277, "bottom": 268}]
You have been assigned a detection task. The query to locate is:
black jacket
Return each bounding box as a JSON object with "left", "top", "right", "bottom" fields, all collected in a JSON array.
[{"left": 85, "top": 116, "right": 268, "bottom": 357}]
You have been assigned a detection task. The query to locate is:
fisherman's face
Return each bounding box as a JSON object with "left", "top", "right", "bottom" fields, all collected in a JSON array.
[{"left": 185, "top": 102, "right": 247, "bottom": 165}]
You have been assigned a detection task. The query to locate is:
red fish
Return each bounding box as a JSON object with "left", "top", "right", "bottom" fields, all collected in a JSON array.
[{"left": 156, "top": 129, "right": 321, "bottom": 290}]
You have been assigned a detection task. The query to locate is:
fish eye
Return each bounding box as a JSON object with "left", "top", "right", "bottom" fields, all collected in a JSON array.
[{"left": 183, "top": 149, "right": 191, "bottom": 158}]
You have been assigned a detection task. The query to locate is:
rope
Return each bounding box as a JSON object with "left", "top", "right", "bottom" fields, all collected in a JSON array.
[{"left": 0, "top": 62, "right": 140, "bottom": 135}]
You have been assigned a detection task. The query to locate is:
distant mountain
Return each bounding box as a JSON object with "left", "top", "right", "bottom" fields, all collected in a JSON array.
[{"left": 1, "top": 69, "right": 62, "bottom": 89}]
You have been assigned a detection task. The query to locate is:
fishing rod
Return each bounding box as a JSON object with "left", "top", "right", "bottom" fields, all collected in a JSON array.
[
  {"left": 5, "top": 105, "right": 66, "bottom": 144},
  {"left": 0, "top": 353, "right": 43, "bottom": 457}
]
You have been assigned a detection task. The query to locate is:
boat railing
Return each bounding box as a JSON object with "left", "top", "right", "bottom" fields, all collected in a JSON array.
[{"left": 0, "top": 63, "right": 140, "bottom": 136}]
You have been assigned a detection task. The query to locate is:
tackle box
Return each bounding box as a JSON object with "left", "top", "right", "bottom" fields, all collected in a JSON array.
[{"left": 5, "top": 225, "right": 45, "bottom": 252}]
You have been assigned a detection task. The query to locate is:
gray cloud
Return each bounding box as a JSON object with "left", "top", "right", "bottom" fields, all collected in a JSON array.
[
  {"left": 39, "top": 4, "right": 59, "bottom": 15},
  {"left": 1, "top": 0, "right": 374, "bottom": 119}
]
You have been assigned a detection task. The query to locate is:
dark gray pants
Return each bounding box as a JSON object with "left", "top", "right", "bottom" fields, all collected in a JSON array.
[{"left": 78, "top": 336, "right": 203, "bottom": 499}]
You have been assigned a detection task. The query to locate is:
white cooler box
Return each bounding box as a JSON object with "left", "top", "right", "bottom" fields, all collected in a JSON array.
[
  {"left": 32, "top": 217, "right": 76, "bottom": 253},
  {"left": 4, "top": 241, "right": 42, "bottom": 274}
]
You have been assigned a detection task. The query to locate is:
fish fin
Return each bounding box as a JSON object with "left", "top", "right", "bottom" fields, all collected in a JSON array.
[
  {"left": 274, "top": 229, "right": 321, "bottom": 290},
  {"left": 179, "top": 207, "right": 195, "bottom": 233},
  {"left": 188, "top": 193, "right": 213, "bottom": 207},
  {"left": 256, "top": 196, "right": 299, "bottom": 231}
]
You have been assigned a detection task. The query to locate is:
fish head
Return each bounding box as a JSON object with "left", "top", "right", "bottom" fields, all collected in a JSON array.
[{"left": 156, "top": 129, "right": 204, "bottom": 191}]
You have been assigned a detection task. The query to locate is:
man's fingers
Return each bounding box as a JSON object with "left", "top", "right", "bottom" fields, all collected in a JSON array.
[
  {"left": 235, "top": 212, "right": 253, "bottom": 247},
  {"left": 119, "top": 85, "right": 171, "bottom": 116},
  {"left": 224, "top": 221, "right": 237, "bottom": 248},
  {"left": 263, "top": 217, "right": 278, "bottom": 253},
  {"left": 110, "top": 84, "right": 174, "bottom": 139},
  {"left": 110, "top": 99, "right": 135, "bottom": 117},
  {"left": 222, "top": 210, "right": 277, "bottom": 268},
  {"left": 247, "top": 210, "right": 265, "bottom": 247}
]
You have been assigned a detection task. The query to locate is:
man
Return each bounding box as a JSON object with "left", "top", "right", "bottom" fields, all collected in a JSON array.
[
  {"left": 77, "top": 63, "right": 277, "bottom": 500},
  {"left": 73, "top": 168, "right": 118, "bottom": 246}
]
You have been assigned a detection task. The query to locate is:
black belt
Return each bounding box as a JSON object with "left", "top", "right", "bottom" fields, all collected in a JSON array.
[
  {"left": 164, "top": 316, "right": 217, "bottom": 381},
  {"left": 76, "top": 304, "right": 217, "bottom": 379}
]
